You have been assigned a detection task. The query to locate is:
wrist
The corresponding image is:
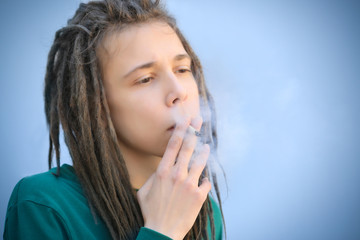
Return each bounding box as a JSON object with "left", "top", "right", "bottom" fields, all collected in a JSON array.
[
  {"left": 139, "top": 227, "right": 174, "bottom": 240},
  {"left": 144, "top": 223, "right": 181, "bottom": 240}
]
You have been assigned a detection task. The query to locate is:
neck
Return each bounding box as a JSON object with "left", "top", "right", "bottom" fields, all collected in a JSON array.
[{"left": 117, "top": 141, "right": 161, "bottom": 190}]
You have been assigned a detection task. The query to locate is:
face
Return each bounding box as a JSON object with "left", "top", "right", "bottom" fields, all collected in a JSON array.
[{"left": 98, "top": 21, "right": 200, "bottom": 157}]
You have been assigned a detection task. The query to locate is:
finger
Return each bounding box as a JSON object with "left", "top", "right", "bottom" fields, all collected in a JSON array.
[
  {"left": 175, "top": 117, "right": 203, "bottom": 172},
  {"left": 138, "top": 173, "right": 155, "bottom": 194},
  {"left": 158, "top": 119, "right": 190, "bottom": 170},
  {"left": 174, "top": 131, "right": 197, "bottom": 172},
  {"left": 188, "top": 144, "right": 210, "bottom": 182},
  {"left": 198, "top": 177, "right": 212, "bottom": 197},
  {"left": 190, "top": 116, "right": 202, "bottom": 132}
]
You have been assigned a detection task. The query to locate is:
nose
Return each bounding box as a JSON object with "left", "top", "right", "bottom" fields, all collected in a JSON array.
[{"left": 165, "top": 72, "right": 188, "bottom": 107}]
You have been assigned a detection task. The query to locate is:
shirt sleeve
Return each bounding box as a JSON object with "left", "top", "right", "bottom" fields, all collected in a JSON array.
[
  {"left": 136, "top": 227, "right": 173, "bottom": 240},
  {"left": 4, "top": 200, "right": 69, "bottom": 240}
]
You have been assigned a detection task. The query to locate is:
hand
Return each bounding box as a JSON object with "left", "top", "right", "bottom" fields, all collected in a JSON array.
[{"left": 137, "top": 117, "right": 211, "bottom": 240}]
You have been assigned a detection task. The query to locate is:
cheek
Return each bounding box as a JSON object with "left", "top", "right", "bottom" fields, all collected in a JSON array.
[
  {"left": 187, "top": 81, "right": 201, "bottom": 115},
  {"left": 111, "top": 97, "right": 156, "bottom": 133},
  {"left": 115, "top": 101, "right": 169, "bottom": 156},
  {"left": 109, "top": 94, "right": 165, "bottom": 140}
]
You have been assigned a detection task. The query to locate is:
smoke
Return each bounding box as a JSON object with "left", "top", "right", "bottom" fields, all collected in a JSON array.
[
  {"left": 191, "top": 96, "right": 220, "bottom": 178},
  {"left": 168, "top": 96, "right": 222, "bottom": 180}
]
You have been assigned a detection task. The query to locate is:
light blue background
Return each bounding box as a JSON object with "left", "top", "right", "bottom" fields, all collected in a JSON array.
[{"left": 1, "top": 0, "right": 359, "bottom": 239}]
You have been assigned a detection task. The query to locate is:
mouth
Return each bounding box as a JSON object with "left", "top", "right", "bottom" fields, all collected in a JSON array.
[{"left": 167, "top": 125, "right": 175, "bottom": 131}]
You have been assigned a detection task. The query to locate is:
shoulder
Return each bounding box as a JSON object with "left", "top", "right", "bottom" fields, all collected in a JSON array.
[
  {"left": 4, "top": 165, "right": 112, "bottom": 240},
  {"left": 4, "top": 168, "right": 74, "bottom": 239},
  {"left": 7, "top": 165, "right": 81, "bottom": 212},
  {"left": 9, "top": 170, "right": 59, "bottom": 208}
]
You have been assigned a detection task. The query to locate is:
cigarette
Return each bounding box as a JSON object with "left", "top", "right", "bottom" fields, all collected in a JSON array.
[{"left": 188, "top": 125, "right": 201, "bottom": 137}]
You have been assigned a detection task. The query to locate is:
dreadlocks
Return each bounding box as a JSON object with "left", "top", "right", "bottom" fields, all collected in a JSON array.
[{"left": 44, "top": 0, "right": 225, "bottom": 239}]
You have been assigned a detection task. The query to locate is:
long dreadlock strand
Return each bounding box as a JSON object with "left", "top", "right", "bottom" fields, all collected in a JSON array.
[{"left": 44, "top": 1, "right": 226, "bottom": 239}]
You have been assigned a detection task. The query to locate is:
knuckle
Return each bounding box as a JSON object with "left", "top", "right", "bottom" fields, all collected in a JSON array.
[
  {"left": 171, "top": 168, "right": 186, "bottom": 184},
  {"left": 184, "top": 179, "right": 195, "bottom": 191},
  {"left": 156, "top": 166, "right": 170, "bottom": 179},
  {"left": 194, "top": 190, "right": 206, "bottom": 202},
  {"left": 179, "top": 120, "right": 189, "bottom": 130},
  {"left": 181, "top": 146, "right": 193, "bottom": 157}
]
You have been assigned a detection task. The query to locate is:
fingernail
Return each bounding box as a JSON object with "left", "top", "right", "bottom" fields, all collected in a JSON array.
[
  {"left": 202, "top": 177, "right": 209, "bottom": 183},
  {"left": 202, "top": 144, "right": 210, "bottom": 153},
  {"left": 191, "top": 116, "right": 203, "bottom": 131}
]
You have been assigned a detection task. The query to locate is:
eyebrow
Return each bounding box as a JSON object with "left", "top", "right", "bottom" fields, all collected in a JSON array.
[
  {"left": 123, "top": 53, "right": 191, "bottom": 78},
  {"left": 174, "top": 53, "right": 191, "bottom": 62}
]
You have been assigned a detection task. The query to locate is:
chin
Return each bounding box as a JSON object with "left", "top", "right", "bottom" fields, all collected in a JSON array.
[
  {"left": 139, "top": 137, "right": 170, "bottom": 158},
  {"left": 150, "top": 144, "right": 168, "bottom": 158},
  {"left": 153, "top": 148, "right": 166, "bottom": 158}
]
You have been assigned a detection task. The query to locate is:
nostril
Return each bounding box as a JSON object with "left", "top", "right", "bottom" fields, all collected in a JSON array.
[{"left": 166, "top": 82, "right": 188, "bottom": 107}]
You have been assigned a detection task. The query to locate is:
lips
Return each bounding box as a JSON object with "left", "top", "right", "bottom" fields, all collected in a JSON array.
[{"left": 167, "top": 125, "right": 175, "bottom": 131}]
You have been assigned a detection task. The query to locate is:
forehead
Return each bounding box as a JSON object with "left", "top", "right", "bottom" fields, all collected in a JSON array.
[{"left": 97, "top": 21, "right": 187, "bottom": 68}]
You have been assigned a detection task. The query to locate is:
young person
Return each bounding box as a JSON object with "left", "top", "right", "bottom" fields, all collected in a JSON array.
[{"left": 4, "top": 0, "right": 225, "bottom": 239}]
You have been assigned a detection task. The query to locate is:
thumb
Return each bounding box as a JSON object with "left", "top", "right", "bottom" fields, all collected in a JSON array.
[{"left": 138, "top": 173, "right": 155, "bottom": 194}]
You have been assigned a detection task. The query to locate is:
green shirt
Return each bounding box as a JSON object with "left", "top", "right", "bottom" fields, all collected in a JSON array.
[{"left": 4, "top": 164, "right": 223, "bottom": 239}]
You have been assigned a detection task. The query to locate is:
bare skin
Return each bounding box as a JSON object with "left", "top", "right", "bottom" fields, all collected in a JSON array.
[
  {"left": 99, "top": 21, "right": 211, "bottom": 239},
  {"left": 137, "top": 118, "right": 211, "bottom": 240}
]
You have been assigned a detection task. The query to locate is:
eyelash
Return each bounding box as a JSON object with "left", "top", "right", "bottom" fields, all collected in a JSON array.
[
  {"left": 176, "top": 68, "right": 192, "bottom": 74},
  {"left": 137, "top": 77, "right": 153, "bottom": 84},
  {"left": 136, "top": 67, "right": 192, "bottom": 85}
]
